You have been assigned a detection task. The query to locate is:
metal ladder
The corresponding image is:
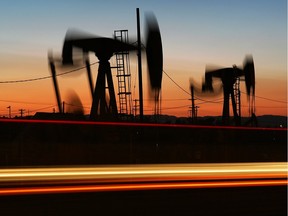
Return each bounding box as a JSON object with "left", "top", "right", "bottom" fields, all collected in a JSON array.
[
  {"left": 114, "top": 30, "right": 131, "bottom": 115},
  {"left": 234, "top": 77, "right": 241, "bottom": 118}
]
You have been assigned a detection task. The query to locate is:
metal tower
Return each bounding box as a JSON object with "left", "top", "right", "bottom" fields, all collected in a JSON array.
[
  {"left": 114, "top": 30, "right": 132, "bottom": 116},
  {"left": 234, "top": 76, "right": 241, "bottom": 119}
]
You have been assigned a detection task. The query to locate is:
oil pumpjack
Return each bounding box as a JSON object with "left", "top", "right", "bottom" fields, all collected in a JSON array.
[
  {"left": 62, "top": 35, "right": 137, "bottom": 120},
  {"left": 49, "top": 9, "right": 163, "bottom": 121},
  {"left": 201, "top": 56, "right": 255, "bottom": 125}
]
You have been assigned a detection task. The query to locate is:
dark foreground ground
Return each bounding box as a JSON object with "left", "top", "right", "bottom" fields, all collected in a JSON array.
[
  {"left": 0, "top": 119, "right": 286, "bottom": 216},
  {"left": 0, "top": 186, "right": 286, "bottom": 216},
  {"left": 0, "top": 119, "right": 286, "bottom": 166}
]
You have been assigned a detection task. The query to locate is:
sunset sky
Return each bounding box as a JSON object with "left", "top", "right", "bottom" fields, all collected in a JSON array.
[{"left": 0, "top": 0, "right": 286, "bottom": 118}]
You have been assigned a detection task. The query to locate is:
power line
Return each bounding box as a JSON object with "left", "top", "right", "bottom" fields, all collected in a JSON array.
[
  {"left": 0, "top": 62, "right": 98, "bottom": 84},
  {"left": 163, "top": 70, "right": 191, "bottom": 96},
  {"left": 161, "top": 105, "right": 190, "bottom": 110},
  {"left": 163, "top": 69, "right": 286, "bottom": 106},
  {"left": 242, "top": 105, "right": 286, "bottom": 109},
  {"left": 64, "top": 102, "right": 90, "bottom": 110},
  {"left": 0, "top": 104, "right": 56, "bottom": 116},
  {"left": 143, "top": 105, "right": 189, "bottom": 112},
  {"left": 197, "top": 98, "right": 223, "bottom": 105},
  {"left": 0, "top": 99, "right": 53, "bottom": 106},
  {"left": 144, "top": 98, "right": 189, "bottom": 101},
  {"left": 240, "top": 91, "right": 287, "bottom": 104},
  {"left": 29, "top": 105, "right": 56, "bottom": 113},
  {"left": 163, "top": 69, "right": 223, "bottom": 104},
  {"left": 195, "top": 97, "right": 223, "bottom": 104}
]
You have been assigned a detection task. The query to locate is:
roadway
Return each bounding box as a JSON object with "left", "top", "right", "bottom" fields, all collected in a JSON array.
[{"left": 0, "top": 162, "right": 287, "bottom": 215}]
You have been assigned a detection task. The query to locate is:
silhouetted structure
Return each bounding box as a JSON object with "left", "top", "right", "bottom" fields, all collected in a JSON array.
[
  {"left": 48, "top": 54, "right": 63, "bottom": 113},
  {"left": 57, "top": 9, "right": 163, "bottom": 121},
  {"left": 201, "top": 56, "right": 255, "bottom": 125},
  {"left": 145, "top": 12, "right": 163, "bottom": 116},
  {"left": 63, "top": 34, "right": 138, "bottom": 120},
  {"left": 114, "top": 30, "right": 132, "bottom": 116},
  {"left": 190, "top": 86, "right": 197, "bottom": 122}
]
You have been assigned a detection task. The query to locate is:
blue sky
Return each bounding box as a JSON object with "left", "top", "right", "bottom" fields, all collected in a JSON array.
[
  {"left": 1, "top": 0, "right": 286, "bottom": 56},
  {"left": 0, "top": 0, "right": 286, "bottom": 117}
]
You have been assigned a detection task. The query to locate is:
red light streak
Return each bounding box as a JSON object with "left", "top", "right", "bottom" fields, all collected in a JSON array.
[
  {"left": 0, "top": 118, "right": 286, "bottom": 131},
  {"left": 0, "top": 179, "right": 286, "bottom": 196}
]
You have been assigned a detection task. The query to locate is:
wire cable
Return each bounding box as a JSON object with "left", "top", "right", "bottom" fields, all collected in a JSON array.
[
  {"left": 163, "top": 70, "right": 191, "bottom": 96},
  {"left": 0, "top": 99, "right": 53, "bottom": 106},
  {"left": 163, "top": 69, "right": 223, "bottom": 104},
  {"left": 163, "top": 69, "right": 286, "bottom": 106},
  {"left": 0, "top": 62, "right": 98, "bottom": 84},
  {"left": 240, "top": 91, "right": 287, "bottom": 104}
]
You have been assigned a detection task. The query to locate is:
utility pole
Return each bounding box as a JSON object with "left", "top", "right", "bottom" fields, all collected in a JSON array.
[
  {"left": 62, "top": 101, "right": 65, "bottom": 113},
  {"left": 133, "top": 99, "right": 139, "bottom": 117},
  {"left": 136, "top": 8, "right": 143, "bottom": 121},
  {"left": 195, "top": 106, "right": 199, "bottom": 119},
  {"left": 19, "top": 109, "right": 25, "bottom": 118},
  {"left": 190, "top": 86, "right": 196, "bottom": 121},
  {"left": 7, "top": 106, "right": 11, "bottom": 118},
  {"left": 189, "top": 86, "right": 200, "bottom": 122}
]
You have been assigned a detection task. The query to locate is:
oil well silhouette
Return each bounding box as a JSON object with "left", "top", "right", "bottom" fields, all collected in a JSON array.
[
  {"left": 48, "top": 8, "right": 257, "bottom": 126},
  {"left": 48, "top": 8, "right": 163, "bottom": 121},
  {"left": 190, "top": 56, "right": 256, "bottom": 126}
]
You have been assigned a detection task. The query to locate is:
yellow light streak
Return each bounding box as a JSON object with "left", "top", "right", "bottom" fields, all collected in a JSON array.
[
  {"left": 0, "top": 162, "right": 286, "bottom": 182},
  {"left": 0, "top": 162, "right": 286, "bottom": 196}
]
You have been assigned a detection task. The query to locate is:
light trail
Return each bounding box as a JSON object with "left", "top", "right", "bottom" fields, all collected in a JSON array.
[
  {"left": 0, "top": 163, "right": 286, "bottom": 196},
  {"left": 0, "top": 180, "right": 286, "bottom": 196},
  {"left": 0, "top": 163, "right": 286, "bottom": 181},
  {"left": 0, "top": 118, "right": 286, "bottom": 131}
]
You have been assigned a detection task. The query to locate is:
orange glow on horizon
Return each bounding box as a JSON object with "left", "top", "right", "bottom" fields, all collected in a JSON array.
[{"left": 0, "top": 56, "right": 286, "bottom": 118}]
